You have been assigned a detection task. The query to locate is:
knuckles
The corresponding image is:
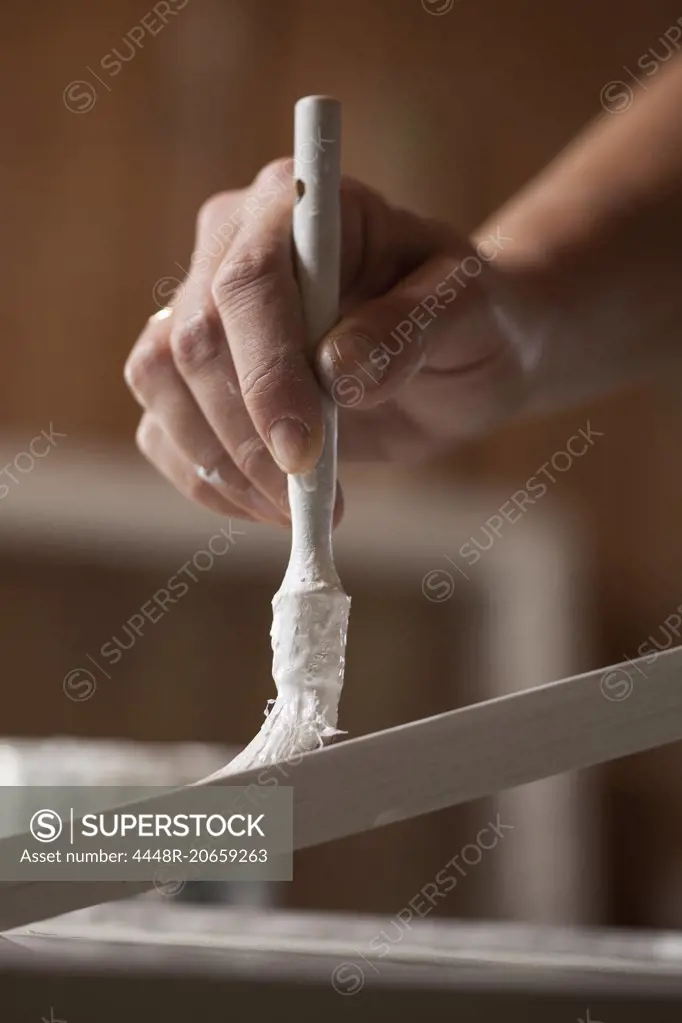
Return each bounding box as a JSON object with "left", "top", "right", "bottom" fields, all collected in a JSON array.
[
  {"left": 196, "top": 191, "right": 237, "bottom": 239},
  {"left": 253, "top": 157, "right": 294, "bottom": 191},
  {"left": 194, "top": 161, "right": 291, "bottom": 262},
  {"left": 124, "top": 331, "right": 172, "bottom": 399},
  {"left": 211, "top": 244, "right": 282, "bottom": 314},
  {"left": 239, "top": 350, "right": 293, "bottom": 409},
  {"left": 170, "top": 310, "right": 222, "bottom": 375}
]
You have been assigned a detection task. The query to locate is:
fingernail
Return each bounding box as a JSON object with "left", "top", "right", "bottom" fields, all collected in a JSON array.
[
  {"left": 321, "top": 330, "right": 385, "bottom": 386},
  {"left": 324, "top": 331, "right": 370, "bottom": 370},
  {"left": 268, "top": 417, "right": 311, "bottom": 474}
]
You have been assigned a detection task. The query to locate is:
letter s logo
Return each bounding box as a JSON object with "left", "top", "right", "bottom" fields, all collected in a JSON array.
[{"left": 30, "top": 809, "right": 63, "bottom": 842}]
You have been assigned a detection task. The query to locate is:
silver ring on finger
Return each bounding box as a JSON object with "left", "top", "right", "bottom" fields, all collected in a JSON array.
[{"left": 149, "top": 306, "right": 174, "bottom": 324}]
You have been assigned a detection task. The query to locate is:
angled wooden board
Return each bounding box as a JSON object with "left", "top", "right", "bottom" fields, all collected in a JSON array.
[{"left": 0, "top": 645, "right": 680, "bottom": 930}]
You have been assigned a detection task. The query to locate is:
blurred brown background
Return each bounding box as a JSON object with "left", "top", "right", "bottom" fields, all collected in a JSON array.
[{"left": 2, "top": 0, "right": 682, "bottom": 929}]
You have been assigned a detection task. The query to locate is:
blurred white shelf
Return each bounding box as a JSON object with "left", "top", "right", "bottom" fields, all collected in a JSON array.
[{"left": 0, "top": 437, "right": 581, "bottom": 581}]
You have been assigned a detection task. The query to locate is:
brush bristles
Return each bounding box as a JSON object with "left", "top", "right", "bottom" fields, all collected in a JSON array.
[
  {"left": 201, "top": 573, "right": 350, "bottom": 783},
  {"left": 201, "top": 690, "right": 343, "bottom": 782}
]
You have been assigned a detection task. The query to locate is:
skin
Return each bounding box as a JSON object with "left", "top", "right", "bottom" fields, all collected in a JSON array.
[{"left": 126, "top": 56, "right": 682, "bottom": 527}]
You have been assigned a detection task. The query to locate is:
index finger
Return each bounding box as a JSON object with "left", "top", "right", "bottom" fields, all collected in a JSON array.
[{"left": 210, "top": 167, "right": 324, "bottom": 475}]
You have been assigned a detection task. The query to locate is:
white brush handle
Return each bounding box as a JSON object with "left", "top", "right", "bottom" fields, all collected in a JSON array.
[
  {"left": 290, "top": 96, "right": 341, "bottom": 577},
  {"left": 269, "top": 98, "right": 347, "bottom": 706}
]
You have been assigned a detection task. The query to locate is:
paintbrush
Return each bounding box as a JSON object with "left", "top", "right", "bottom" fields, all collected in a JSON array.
[{"left": 206, "top": 96, "right": 350, "bottom": 780}]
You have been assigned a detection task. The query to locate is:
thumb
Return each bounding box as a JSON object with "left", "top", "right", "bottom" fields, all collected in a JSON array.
[{"left": 315, "top": 250, "right": 498, "bottom": 410}]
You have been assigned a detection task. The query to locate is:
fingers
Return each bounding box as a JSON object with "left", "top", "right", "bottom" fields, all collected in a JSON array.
[
  {"left": 200, "top": 165, "right": 369, "bottom": 476},
  {"left": 128, "top": 184, "right": 293, "bottom": 522},
  {"left": 316, "top": 249, "right": 507, "bottom": 410},
  {"left": 126, "top": 316, "right": 289, "bottom": 526},
  {"left": 125, "top": 315, "right": 225, "bottom": 471},
  {"left": 128, "top": 163, "right": 489, "bottom": 525},
  {"left": 319, "top": 244, "right": 526, "bottom": 441},
  {"left": 204, "top": 170, "right": 458, "bottom": 473},
  {"left": 210, "top": 177, "right": 325, "bottom": 475},
  {"left": 136, "top": 411, "right": 345, "bottom": 528},
  {"left": 135, "top": 414, "right": 262, "bottom": 522},
  {"left": 167, "top": 183, "right": 296, "bottom": 506},
  {"left": 166, "top": 305, "right": 291, "bottom": 522}
]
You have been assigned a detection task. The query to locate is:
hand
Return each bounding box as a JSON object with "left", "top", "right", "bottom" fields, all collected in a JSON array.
[{"left": 125, "top": 159, "right": 531, "bottom": 525}]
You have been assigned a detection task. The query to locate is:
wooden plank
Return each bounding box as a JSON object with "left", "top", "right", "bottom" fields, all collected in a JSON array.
[
  {"left": 4, "top": 905, "right": 682, "bottom": 1022},
  {"left": 12, "top": 901, "right": 682, "bottom": 991},
  {"left": 1, "top": 644, "right": 681, "bottom": 929},
  {"left": 2, "top": 932, "right": 682, "bottom": 1023}
]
